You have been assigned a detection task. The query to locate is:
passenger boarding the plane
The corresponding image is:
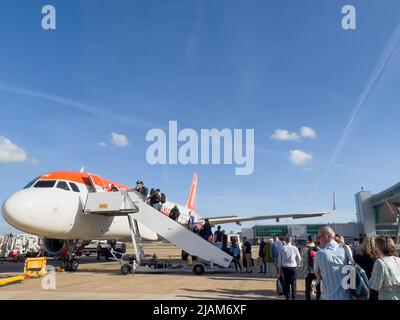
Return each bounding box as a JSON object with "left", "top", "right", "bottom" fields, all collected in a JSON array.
[
  {"left": 221, "top": 230, "right": 228, "bottom": 253},
  {"left": 149, "top": 189, "right": 161, "bottom": 210},
  {"left": 214, "top": 226, "right": 223, "bottom": 249},
  {"left": 149, "top": 188, "right": 166, "bottom": 212},
  {"left": 110, "top": 184, "right": 119, "bottom": 192},
  {"left": 199, "top": 219, "right": 213, "bottom": 242},
  {"left": 188, "top": 211, "right": 195, "bottom": 230},
  {"left": 139, "top": 181, "right": 148, "bottom": 199},
  {"left": 160, "top": 191, "right": 167, "bottom": 204},
  {"left": 169, "top": 205, "right": 180, "bottom": 221}
]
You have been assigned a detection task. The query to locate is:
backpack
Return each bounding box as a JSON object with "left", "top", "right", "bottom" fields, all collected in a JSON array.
[
  {"left": 342, "top": 245, "right": 370, "bottom": 300},
  {"left": 170, "top": 207, "right": 179, "bottom": 220},
  {"left": 150, "top": 193, "right": 161, "bottom": 205},
  {"left": 161, "top": 193, "right": 167, "bottom": 204}
]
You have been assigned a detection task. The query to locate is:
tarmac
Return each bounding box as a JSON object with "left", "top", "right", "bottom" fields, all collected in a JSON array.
[{"left": 0, "top": 245, "right": 307, "bottom": 300}]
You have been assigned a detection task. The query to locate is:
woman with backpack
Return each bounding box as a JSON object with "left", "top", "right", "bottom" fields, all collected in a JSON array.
[
  {"left": 353, "top": 235, "right": 380, "bottom": 300},
  {"left": 369, "top": 236, "right": 400, "bottom": 300}
]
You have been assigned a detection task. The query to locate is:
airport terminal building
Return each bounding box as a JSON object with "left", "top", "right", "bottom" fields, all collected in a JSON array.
[
  {"left": 241, "top": 222, "right": 359, "bottom": 243},
  {"left": 243, "top": 181, "right": 400, "bottom": 244},
  {"left": 355, "top": 183, "right": 400, "bottom": 241}
]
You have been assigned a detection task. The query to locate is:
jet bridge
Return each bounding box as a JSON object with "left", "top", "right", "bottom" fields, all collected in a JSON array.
[{"left": 83, "top": 191, "right": 233, "bottom": 272}]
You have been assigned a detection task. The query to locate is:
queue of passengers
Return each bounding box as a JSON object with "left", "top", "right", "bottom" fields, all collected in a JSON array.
[
  {"left": 267, "top": 227, "right": 400, "bottom": 300},
  {"left": 195, "top": 224, "right": 400, "bottom": 301},
  {"left": 191, "top": 223, "right": 255, "bottom": 273},
  {"left": 121, "top": 182, "right": 400, "bottom": 301},
  {"left": 134, "top": 180, "right": 168, "bottom": 213}
]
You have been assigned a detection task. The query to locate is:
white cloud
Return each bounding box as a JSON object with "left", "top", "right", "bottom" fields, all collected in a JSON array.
[
  {"left": 97, "top": 142, "right": 108, "bottom": 147},
  {"left": 289, "top": 149, "right": 313, "bottom": 166},
  {"left": 0, "top": 136, "right": 27, "bottom": 163},
  {"left": 111, "top": 133, "right": 129, "bottom": 147},
  {"left": 271, "top": 127, "right": 317, "bottom": 141},
  {"left": 271, "top": 129, "right": 300, "bottom": 141},
  {"left": 300, "top": 126, "right": 317, "bottom": 139}
]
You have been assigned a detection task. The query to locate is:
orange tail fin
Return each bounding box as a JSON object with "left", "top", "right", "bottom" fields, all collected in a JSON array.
[{"left": 186, "top": 173, "right": 198, "bottom": 211}]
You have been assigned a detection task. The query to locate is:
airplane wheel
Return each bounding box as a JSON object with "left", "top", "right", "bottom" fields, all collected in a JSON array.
[
  {"left": 193, "top": 264, "right": 205, "bottom": 276},
  {"left": 69, "top": 259, "right": 79, "bottom": 272},
  {"left": 121, "top": 264, "right": 132, "bottom": 275}
]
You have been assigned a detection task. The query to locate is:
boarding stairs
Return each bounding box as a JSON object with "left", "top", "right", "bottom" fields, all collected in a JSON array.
[{"left": 83, "top": 191, "right": 233, "bottom": 269}]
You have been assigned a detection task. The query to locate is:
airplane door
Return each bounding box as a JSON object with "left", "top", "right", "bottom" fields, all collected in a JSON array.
[{"left": 82, "top": 176, "right": 96, "bottom": 193}]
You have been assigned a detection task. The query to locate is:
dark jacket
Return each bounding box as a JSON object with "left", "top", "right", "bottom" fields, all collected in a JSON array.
[
  {"left": 244, "top": 241, "right": 252, "bottom": 254},
  {"left": 150, "top": 192, "right": 161, "bottom": 205},
  {"left": 214, "top": 230, "right": 223, "bottom": 242},
  {"left": 259, "top": 241, "right": 266, "bottom": 258},
  {"left": 169, "top": 207, "right": 180, "bottom": 221},
  {"left": 222, "top": 234, "right": 228, "bottom": 250},
  {"left": 199, "top": 223, "right": 212, "bottom": 240}
]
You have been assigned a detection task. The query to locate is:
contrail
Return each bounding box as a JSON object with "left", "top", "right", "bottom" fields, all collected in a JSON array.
[
  {"left": 0, "top": 82, "right": 163, "bottom": 129},
  {"left": 309, "top": 22, "right": 400, "bottom": 198}
]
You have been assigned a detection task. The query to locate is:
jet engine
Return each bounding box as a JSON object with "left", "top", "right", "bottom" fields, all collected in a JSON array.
[{"left": 43, "top": 239, "right": 90, "bottom": 257}]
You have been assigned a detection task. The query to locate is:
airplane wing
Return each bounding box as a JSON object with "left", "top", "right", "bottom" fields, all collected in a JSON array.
[
  {"left": 202, "top": 192, "right": 336, "bottom": 226},
  {"left": 202, "top": 212, "right": 330, "bottom": 226}
]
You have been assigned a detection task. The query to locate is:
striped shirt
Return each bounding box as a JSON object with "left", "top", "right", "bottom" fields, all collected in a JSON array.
[{"left": 314, "top": 240, "right": 351, "bottom": 300}]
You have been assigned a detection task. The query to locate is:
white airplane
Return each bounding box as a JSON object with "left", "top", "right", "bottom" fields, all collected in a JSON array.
[{"left": 1, "top": 170, "right": 334, "bottom": 271}]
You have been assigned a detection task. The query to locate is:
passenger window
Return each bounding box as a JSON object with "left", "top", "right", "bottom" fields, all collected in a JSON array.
[
  {"left": 34, "top": 180, "right": 56, "bottom": 188},
  {"left": 69, "top": 182, "right": 80, "bottom": 193},
  {"left": 56, "top": 181, "right": 70, "bottom": 191}
]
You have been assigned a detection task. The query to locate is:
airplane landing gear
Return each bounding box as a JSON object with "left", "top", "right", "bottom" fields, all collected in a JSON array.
[
  {"left": 62, "top": 256, "right": 79, "bottom": 272},
  {"left": 64, "top": 258, "right": 79, "bottom": 272},
  {"left": 62, "top": 240, "right": 80, "bottom": 272}
]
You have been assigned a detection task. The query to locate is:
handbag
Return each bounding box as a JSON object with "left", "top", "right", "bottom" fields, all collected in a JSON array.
[
  {"left": 342, "top": 245, "right": 370, "bottom": 300},
  {"left": 276, "top": 276, "right": 284, "bottom": 296}
]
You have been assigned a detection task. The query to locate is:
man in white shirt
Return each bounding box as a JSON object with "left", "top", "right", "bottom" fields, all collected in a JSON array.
[{"left": 277, "top": 236, "right": 302, "bottom": 300}]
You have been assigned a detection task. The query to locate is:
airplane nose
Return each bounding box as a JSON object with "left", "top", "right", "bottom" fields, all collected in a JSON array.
[{"left": 1, "top": 191, "right": 32, "bottom": 231}]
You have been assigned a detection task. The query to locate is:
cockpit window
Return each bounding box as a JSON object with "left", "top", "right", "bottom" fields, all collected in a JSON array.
[
  {"left": 34, "top": 180, "right": 56, "bottom": 188},
  {"left": 23, "top": 178, "right": 38, "bottom": 189},
  {"left": 69, "top": 182, "right": 80, "bottom": 193},
  {"left": 56, "top": 181, "right": 70, "bottom": 191}
]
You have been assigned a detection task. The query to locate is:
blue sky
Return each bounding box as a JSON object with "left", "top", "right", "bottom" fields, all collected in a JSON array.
[{"left": 2, "top": 0, "right": 400, "bottom": 234}]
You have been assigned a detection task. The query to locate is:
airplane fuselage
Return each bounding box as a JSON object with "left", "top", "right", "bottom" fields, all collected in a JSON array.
[{"left": 1, "top": 171, "right": 199, "bottom": 241}]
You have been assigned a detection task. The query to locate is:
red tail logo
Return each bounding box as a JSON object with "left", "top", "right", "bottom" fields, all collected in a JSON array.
[{"left": 186, "top": 173, "right": 198, "bottom": 211}]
